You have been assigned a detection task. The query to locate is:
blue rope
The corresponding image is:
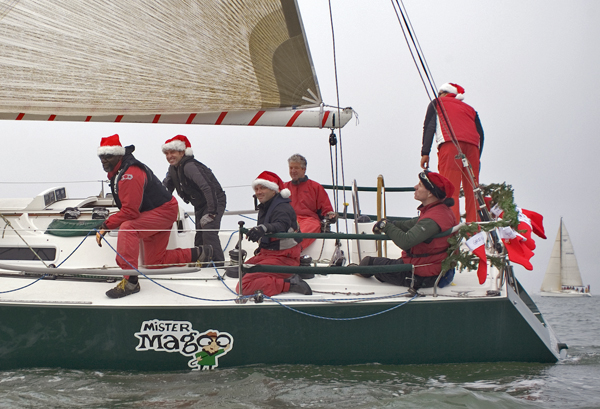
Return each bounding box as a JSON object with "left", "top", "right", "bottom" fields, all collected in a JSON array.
[
  {"left": 96, "top": 229, "right": 245, "bottom": 302},
  {"left": 0, "top": 274, "right": 48, "bottom": 294},
  {"left": 56, "top": 230, "right": 96, "bottom": 268},
  {"left": 263, "top": 292, "right": 417, "bottom": 320}
]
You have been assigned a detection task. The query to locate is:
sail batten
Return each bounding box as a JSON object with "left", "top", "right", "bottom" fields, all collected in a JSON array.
[{"left": 0, "top": 0, "right": 335, "bottom": 126}]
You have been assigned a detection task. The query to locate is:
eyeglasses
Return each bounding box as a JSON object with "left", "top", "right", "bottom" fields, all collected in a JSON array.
[
  {"left": 419, "top": 172, "right": 435, "bottom": 190},
  {"left": 419, "top": 172, "right": 445, "bottom": 199},
  {"left": 99, "top": 154, "right": 115, "bottom": 160}
]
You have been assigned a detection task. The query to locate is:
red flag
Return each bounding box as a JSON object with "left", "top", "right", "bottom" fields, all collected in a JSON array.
[
  {"left": 466, "top": 232, "right": 488, "bottom": 284},
  {"left": 499, "top": 227, "right": 534, "bottom": 270},
  {"left": 520, "top": 208, "right": 546, "bottom": 239},
  {"left": 517, "top": 208, "right": 535, "bottom": 250}
]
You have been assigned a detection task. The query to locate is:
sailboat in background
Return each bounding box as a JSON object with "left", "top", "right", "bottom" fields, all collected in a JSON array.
[{"left": 540, "top": 218, "right": 591, "bottom": 297}]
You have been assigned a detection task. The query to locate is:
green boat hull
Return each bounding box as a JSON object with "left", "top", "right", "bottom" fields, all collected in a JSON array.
[{"left": 0, "top": 285, "right": 559, "bottom": 371}]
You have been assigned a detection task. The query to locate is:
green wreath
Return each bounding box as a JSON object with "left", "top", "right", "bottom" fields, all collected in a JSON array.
[{"left": 441, "top": 182, "right": 519, "bottom": 274}]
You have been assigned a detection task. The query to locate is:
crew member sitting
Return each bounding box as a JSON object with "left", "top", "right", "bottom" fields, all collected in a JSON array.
[
  {"left": 237, "top": 171, "right": 312, "bottom": 296},
  {"left": 283, "top": 154, "right": 336, "bottom": 250},
  {"left": 359, "top": 170, "right": 457, "bottom": 289}
]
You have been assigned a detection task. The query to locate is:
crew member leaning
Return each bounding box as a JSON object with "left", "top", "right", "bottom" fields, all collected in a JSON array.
[
  {"left": 359, "top": 171, "right": 457, "bottom": 290},
  {"left": 96, "top": 134, "right": 212, "bottom": 298},
  {"left": 162, "top": 135, "right": 227, "bottom": 265}
]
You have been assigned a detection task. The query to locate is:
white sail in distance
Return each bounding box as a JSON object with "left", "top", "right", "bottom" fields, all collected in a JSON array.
[{"left": 540, "top": 219, "right": 583, "bottom": 292}]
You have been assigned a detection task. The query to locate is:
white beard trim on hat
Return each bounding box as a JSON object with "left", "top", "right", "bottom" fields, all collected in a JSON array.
[
  {"left": 251, "top": 180, "right": 291, "bottom": 198},
  {"left": 97, "top": 145, "right": 126, "bottom": 156},
  {"left": 438, "top": 83, "right": 465, "bottom": 100},
  {"left": 280, "top": 188, "right": 291, "bottom": 199},
  {"left": 162, "top": 140, "right": 194, "bottom": 156}
]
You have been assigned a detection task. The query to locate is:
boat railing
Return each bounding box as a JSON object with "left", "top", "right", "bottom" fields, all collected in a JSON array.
[{"left": 233, "top": 221, "right": 458, "bottom": 300}]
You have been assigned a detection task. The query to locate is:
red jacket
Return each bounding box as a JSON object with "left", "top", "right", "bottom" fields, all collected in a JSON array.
[
  {"left": 284, "top": 177, "right": 333, "bottom": 221},
  {"left": 105, "top": 164, "right": 148, "bottom": 229},
  {"left": 421, "top": 95, "right": 484, "bottom": 156},
  {"left": 401, "top": 202, "right": 456, "bottom": 277}
]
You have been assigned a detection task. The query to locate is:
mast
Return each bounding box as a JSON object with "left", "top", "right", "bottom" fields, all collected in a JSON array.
[{"left": 559, "top": 217, "right": 563, "bottom": 279}]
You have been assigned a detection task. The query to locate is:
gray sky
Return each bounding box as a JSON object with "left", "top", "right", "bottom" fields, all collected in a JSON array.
[{"left": 1, "top": 0, "right": 598, "bottom": 294}]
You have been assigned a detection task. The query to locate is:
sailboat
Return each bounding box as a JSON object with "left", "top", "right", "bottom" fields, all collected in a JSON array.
[
  {"left": 540, "top": 218, "right": 591, "bottom": 297},
  {"left": 0, "top": 0, "right": 566, "bottom": 370}
]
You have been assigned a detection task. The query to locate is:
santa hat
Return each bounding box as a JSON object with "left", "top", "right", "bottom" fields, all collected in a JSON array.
[
  {"left": 162, "top": 134, "right": 193, "bottom": 156},
  {"left": 438, "top": 83, "right": 465, "bottom": 100},
  {"left": 466, "top": 231, "right": 488, "bottom": 284},
  {"left": 419, "top": 170, "right": 455, "bottom": 200},
  {"left": 97, "top": 134, "right": 126, "bottom": 156},
  {"left": 252, "top": 171, "right": 290, "bottom": 198}
]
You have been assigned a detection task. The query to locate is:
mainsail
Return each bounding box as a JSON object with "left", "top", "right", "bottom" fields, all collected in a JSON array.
[
  {"left": 0, "top": 0, "right": 350, "bottom": 127},
  {"left": 540, "top": 218, "right": 583, "bottom": 292}
]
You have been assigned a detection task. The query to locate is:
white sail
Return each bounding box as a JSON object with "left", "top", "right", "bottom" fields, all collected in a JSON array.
[
  {"left": 559, "top": 221, "right": 583, "bottom": 287},
  {"left": 0, "top": 0, "right": 350, "bottom": 127},
  {"left": 540, "top": 226, "right": 562, "bottom": 292},
  {"left": 540, "top": 219, "right": 585, "bottom": 293}
]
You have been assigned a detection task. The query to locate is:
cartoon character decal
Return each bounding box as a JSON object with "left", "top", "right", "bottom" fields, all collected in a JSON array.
[
  {"left": 190, "top": 331, "right": 233, "bottom": 370},
  {"left": 134, "top": 320, "right": 233, "bottom": 370}
]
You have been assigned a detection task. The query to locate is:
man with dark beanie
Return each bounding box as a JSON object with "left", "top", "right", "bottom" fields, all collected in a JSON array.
[
  {"left": 96, "top": 134, "right": 212, "bottom": 298},
  {"left": 359, "top": 170, "right": 457, "bottom": 289}
]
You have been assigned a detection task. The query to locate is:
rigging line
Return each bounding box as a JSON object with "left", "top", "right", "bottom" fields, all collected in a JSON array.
[
  {"left": 327, "top": 0, "right": 350, "bottom": 257},
  {"left": 390, "top": 0, "right": 463, "bottom": 154},
  {"left": 390, "top": 0, "right": 435, "bottom": 101}
]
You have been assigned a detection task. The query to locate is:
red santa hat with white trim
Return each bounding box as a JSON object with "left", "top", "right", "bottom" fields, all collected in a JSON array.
[
  {"left": 162, "top": 134, "right": 194, "bottom": 156},
  {"left": 439, "top": 83, "right": 465, "bottom": 101},
  {"left": 97, "top": 134, "right": 126, "bottom": 156},
  {"left": 252, "top": 171, "right": 291, "bottom": 198}
]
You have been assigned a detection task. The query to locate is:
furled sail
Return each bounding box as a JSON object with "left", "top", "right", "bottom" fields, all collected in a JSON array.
[{"left": 0, "top": 0, "right": 350, "bottom": 127}]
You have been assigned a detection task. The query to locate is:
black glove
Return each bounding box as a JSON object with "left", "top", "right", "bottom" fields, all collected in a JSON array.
[
  {"left": 246, "top": 225, "right": 267, "bottom": 242},
  {"left": 372, "top": 219, "right": 388, "bottom": 234}
]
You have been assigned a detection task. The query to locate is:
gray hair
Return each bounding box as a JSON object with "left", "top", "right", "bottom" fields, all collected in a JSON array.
[{"left": 287, "top": 154, "right": 307, "bottom": 168}]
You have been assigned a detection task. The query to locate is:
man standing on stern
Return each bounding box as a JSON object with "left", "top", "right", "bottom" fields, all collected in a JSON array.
[
  {"left": 420, "top": 83, "right": 484, "bottom": 223},
  {"left": 162, "top": 135, "right": 227, "bottom": 265},
  {"left": 96, "top": 134, "right": 212, "bottom": 299}
]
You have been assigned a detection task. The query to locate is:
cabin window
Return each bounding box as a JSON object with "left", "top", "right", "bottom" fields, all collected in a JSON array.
[{"left": 0, "top": 247, "right": 56, "bottom": 261}]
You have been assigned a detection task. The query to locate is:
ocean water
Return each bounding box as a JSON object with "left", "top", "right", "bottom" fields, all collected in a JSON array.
[{"left": 1, "top": 295, "right": 599, "bottom": 409}]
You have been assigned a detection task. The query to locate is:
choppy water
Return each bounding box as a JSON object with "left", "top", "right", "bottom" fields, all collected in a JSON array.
[{"left": 1, "top": 295, "right": 599, "bottom": 408}]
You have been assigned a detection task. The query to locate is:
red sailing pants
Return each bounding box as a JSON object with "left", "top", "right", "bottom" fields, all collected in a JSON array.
[
  {"left": 298, "top": 215, "right": 321, "bottom": 250},
  {"left": 438, "top": 141, "right": 480, "bottom": 223},
  {"left": 116, "top": 197, "right": 192, "bottom": 270},
  {"left": 236, "top": 245, "right": 302, "bottom": 296}
]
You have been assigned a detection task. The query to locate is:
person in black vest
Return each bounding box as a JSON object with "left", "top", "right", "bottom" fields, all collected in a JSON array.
[
  {"left": 96, "top": 134, "right": 212, "bottom": 298},
  {"left": 237, "top": 171, "right": 311, "bottom": 296},
  {"left": 162, "top": 135, "right": 227, "bottom": 265}
]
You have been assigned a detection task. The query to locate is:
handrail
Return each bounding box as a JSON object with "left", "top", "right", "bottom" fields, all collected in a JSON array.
[
  {"left": 322, "top": 184, "right": 414, "bottom": 193},
  {"left": 243, "top": 228, "right": 455, "bottom": 240},
  {"left": 243, "top": 263, "right": 413, "bottom": 275}
]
